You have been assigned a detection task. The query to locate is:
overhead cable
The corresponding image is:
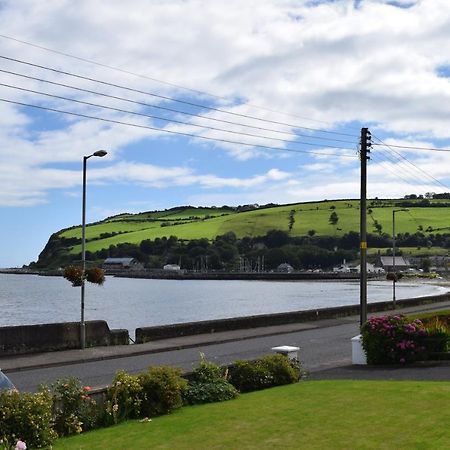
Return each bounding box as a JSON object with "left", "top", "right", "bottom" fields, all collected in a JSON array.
[
  {"left": 0, "top": 97, "right": 359, "bottom": 159},
  {"left": 0, "top": 68, "right": 357, "bottom": 145},
  {"left": 0, "top": 54, "right": 358, "bottom": 138},
  {"left": 0, "top": 82, "right": 359, "bottom": 151}
]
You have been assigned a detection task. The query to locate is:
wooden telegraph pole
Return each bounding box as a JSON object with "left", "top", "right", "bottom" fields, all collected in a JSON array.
[{"left": 360, "top": 127, "right": 371, "bottom": 326}]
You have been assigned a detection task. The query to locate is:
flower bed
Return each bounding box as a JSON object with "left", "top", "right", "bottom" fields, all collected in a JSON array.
[{"left": 361, "top": 314, "right": 450, "bottom": 365}]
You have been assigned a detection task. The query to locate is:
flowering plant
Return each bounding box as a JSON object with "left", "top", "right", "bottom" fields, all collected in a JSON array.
[
  {"left": 361, "top": 315, "right": 427, "bottom": 364},
  {"left": 52, "top": 378, "right": 98, "bottom": 436}
]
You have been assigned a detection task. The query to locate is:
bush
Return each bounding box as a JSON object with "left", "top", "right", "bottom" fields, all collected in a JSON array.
[
  {"left": 105, "top": 371, "right": 143, "bottom": 424},
  {"left": 183, "top": 354, "right": 238, "bottom": 405},
  {"left": 229, "top": 354, "right": 301, "bottom": 393},
  {"left": 0, "top": 387, "right": 56, "bottom": 449},
  {"left": 423, "top": 318, "right": 449, "bottom": 353},
  {"left": 361, "top": 315, "right": 427, "bottom": 364},
  {"left": 138, "top": 366, "right": 187, "bottom": 417},
  {"left": 183, "top": 379, "right": 238, "bottom": 405},
  {"left": 52, "top": 377, "right": 99, "bottom": 436}
]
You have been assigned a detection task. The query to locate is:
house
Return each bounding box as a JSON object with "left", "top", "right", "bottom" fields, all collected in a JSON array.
[
  {"left": 352, "top": 263, "right": 385, "bottom": 274},
  {"left": 103, "top": 257, "right": 143, "bottom": 271},
  {"left": 379, "top": 256, "right": 410, "bottom": 272}
]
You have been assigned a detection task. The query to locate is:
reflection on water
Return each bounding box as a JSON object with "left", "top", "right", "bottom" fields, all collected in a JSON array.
[{"left": 0, "top": 274, "right": 447, "bottom": 333}]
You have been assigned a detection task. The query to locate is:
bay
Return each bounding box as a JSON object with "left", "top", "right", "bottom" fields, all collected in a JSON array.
[{"left": 0, "top": 274, "right": 447, "bottom": 335}]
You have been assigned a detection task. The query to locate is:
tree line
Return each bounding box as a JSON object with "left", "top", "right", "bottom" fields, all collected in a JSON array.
[{"left": 33, "top": 229, "right": 450, "bottom": 271}]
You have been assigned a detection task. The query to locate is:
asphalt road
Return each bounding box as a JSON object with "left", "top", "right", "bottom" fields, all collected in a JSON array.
[{"left": 8, "top": 319, "right": 359, "bottom": 392}]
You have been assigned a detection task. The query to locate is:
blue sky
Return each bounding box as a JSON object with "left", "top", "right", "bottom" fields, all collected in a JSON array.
[{"left": 0, "top": 0, "right": 449, "bottom": 267}]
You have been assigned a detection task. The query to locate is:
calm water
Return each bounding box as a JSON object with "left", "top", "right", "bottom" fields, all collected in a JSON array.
[{"left": 0, "top": 274, "right": 447, "bottom": 333}]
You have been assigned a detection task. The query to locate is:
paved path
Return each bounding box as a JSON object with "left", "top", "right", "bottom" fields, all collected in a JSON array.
[{"left": 2, "top": 299, "right": 450, "bottom": 391}]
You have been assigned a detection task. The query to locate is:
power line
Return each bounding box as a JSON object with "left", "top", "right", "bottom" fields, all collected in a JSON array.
[
  {"left": 0, "top": 97, "right": 359, "bottom": 159},
  {"left": 0, "top": 54, "right": 358, "bottom": 138},
  {"left": 372, "top": 143, "right": 450, "bottom": 153},
  {"left": 0, "top": 33, "right": 358, "bottom": 132},
  {"left": 0, "top": 82, "right": 359, "bottom": 151},
  {"left": 372, "top": 134, "right": 449, "bottom": 191},
  {"left": 369, "top": 152, "right": 437, "bottom": 192},
  {"left": 371, "top": 147, "right": 439, "bottom": 189},
  {"left": 0, "top": 68, "right": 357, "bottom": 145}
]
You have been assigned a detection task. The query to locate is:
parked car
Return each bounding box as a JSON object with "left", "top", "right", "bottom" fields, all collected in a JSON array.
[{"left": 0, "top": 369, "right": 15, "bottom": 391}]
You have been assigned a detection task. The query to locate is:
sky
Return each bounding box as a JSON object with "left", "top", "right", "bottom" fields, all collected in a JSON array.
[{"left": 0, "top": 0, "right": 449, "bottom": 267}]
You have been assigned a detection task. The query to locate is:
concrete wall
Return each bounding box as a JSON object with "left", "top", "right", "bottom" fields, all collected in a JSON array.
[
  {"left": 0, "top": 321, "right": 129, "bottom": 356},
  {"left": 135, "top": 293, "right": 450, "bottom": 344}
]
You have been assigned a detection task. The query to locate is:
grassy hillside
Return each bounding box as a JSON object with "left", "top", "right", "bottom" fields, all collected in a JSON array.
[{"left": 55, "top": 198, "right": 450, "bottom": 256}]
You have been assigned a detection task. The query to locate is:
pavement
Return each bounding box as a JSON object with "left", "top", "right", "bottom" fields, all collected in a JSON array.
[{"left": 2, "top": 298, "right": 450, "bottom": 382}]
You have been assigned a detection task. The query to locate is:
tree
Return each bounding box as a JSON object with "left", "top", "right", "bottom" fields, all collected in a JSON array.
[
  {"left": 288, "top": 210, "right": 295, "bottom": 232},
  {"left": 329, "top": 211, "right": 339, "bottom": 226}
]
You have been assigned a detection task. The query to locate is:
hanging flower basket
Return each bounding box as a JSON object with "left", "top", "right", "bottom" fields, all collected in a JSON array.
[
  {"left": 63, "top": 266, "right": 105, "bottom": 286},
  {"left": 86, "top": 267, "right": 105, "bottom": 285},
  {"left": 63, "top": 266, "right": 84, "bottom": 287},
  {"left": 386, "top": 272, "right": 403, "bottom": 282}
]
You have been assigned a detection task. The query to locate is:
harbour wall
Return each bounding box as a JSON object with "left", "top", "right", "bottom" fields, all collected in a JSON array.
[
  {"left": 135, "top": 292, "right": 450, "bottom": 343},
  {"left": 0, "top": 321, "right": 129, "bottom": 356},
  {"left": 0, "top": 292, "right": 449, "bottom": 355}
]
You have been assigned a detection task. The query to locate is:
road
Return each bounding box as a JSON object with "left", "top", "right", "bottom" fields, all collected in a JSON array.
[{"left": 8, "top": 319, "right": 359, "bottom": 392}]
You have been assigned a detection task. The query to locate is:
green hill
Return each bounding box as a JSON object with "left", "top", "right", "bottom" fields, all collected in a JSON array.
[{"left": 36, "top": 198, "right": 450, "bottom": 268}]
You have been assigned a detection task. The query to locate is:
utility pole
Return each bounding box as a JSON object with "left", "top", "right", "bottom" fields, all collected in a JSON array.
[{"left": 360, "top": 128, "right": 371, "bottom": 326}]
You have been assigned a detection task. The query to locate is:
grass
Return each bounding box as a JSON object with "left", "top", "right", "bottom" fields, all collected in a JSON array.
[
  {"left": 55, "top": 380, "right": 450, "bottom": 449},
  {"left": 58, "top": 198, "right": 450, "bottom": 254}
]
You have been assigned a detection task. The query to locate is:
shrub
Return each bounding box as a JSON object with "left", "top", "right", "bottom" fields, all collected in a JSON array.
[
  {"left": 138, "top": 366, "right": 187, "bottom": 417},
  {"left": 52, "top": 377, "right": 99, "bottom": 436},
  {"left": 229, "top": 354, "right": 301, "bottom": 393},
  {"left": 183, "top": 354, "right": 238, "bottom": 405},
  {"left": 361, "top": 315, "right": 427, "bottom": 364},
  {"left": 183, "top": 378, "right": 238, "bottom": 405},
  {"left": 423, "top": 318, "right": 449, "bottom": 353},
  {"left": 0, "top": 387, "right": 56, "bottom": 449},
  {"left": 105, "top": 371, "right": 143, "bottom": 425}
]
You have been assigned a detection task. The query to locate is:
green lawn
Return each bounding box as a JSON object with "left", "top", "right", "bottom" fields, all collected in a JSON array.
[{"left": 55, "top": 380, "right": 450, "bottom": 450}]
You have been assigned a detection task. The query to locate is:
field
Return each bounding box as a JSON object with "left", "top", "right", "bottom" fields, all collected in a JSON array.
[
  {"left": 57, "top": 198, "right": 450, "bottom": 254},
  {"left": 55, "top": 380, "right": 450, "bottom": 449}
]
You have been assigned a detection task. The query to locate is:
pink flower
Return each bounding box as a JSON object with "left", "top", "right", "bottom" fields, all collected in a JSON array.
[
  {"left": 15, "top": 440, "right": 27, "bottom": 450},
  {"left": 83, "top": 386, "right": 92, "bottom": 391}
]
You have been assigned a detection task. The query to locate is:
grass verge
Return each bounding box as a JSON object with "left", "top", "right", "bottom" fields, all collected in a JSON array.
[{"left": 55, "top": 380, "right": 450, "bottom": 450}]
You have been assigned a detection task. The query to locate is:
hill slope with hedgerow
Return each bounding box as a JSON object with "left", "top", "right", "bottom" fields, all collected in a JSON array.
[{"left": 33, "top": 196, "right": 450, "bottom": 270}]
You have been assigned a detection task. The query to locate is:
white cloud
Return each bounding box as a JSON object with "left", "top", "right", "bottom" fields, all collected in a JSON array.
[{"left": 0, "top": 0, "right": 449, "bottom": 210}]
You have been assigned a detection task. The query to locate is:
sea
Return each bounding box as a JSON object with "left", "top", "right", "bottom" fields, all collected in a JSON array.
[{"left": 0, "top": 273, "right": 447, "bottom": 335}]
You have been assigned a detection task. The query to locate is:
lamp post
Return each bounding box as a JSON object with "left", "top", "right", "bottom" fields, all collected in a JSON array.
[
  {"left": 81, "top": 150, "right": 107, "bottom": 349},
  {"left": 392, "top": 208, "right": 408, "bottom": 309}
]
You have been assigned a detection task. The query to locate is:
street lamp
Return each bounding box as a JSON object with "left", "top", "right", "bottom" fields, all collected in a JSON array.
[
  {"left": 392, "top": 208, "right": 409, "bottom": 309},
  {"left": 80, "top": 150, "right": 107, "bottom": 349}
]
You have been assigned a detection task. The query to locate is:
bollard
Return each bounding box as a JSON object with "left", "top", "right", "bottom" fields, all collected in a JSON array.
[{"left": 271, "top": 345, "right": 300, "bottom": 361}]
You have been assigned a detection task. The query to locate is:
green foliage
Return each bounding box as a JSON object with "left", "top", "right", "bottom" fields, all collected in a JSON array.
[
  {"left": 229, "top": 354, "right": 301, "bottom": 393},
  {"left": 105, "top": 371, "right": 143, "bottom": 425},
  {"left": 423, "top": 318, "right": 450, "bottom": 353},
  {"left": 183, "top": 379, "right": 238, "bottom": 405},
  {"left": 137, "top": 366, "right": 187, "bottom": 417},
  {"left": 52, "top": 378, "right": 99, "bottom": 436},
  {"left": 0, "top": 387, "right": 56, "bottom": 449},
  {"left": 183, "top": 354, "right": 238, "bottom": 405}
]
